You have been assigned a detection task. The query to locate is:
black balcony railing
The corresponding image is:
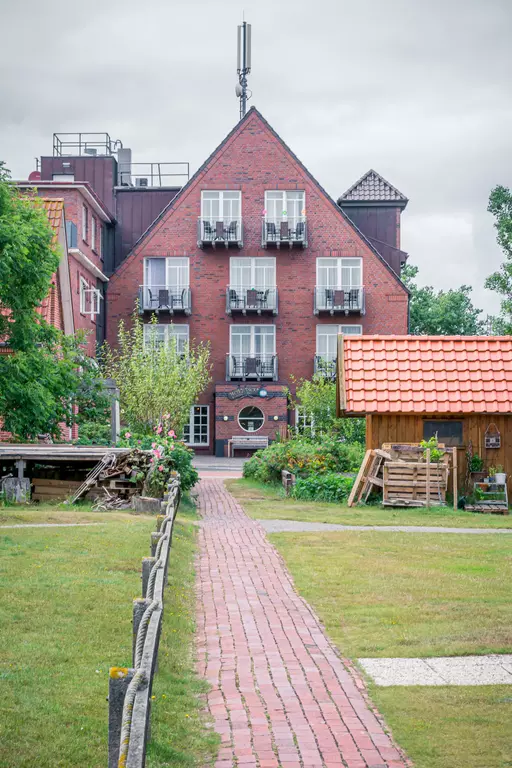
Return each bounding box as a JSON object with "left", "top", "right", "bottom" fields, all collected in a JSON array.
[
  {"left": 314, "top": 356, "right": 337, "bottom": 380},
  {"left": 314, "top": 286, "right": 365, "bottom": 315},
  {"left": 262, "top": 216, "right": 307, "bottom": 248},
  {"left": 138, "top": 285, "right": 191, "bottom": 314},
  {"left": 226, "top": 286, "right": 278, "bottom": 315},
  {"left": 226, "top": 354, "right": 278, "bottom": 381},
  {"left": 198, "top": 217, "right": 243, "bottom": 248}
]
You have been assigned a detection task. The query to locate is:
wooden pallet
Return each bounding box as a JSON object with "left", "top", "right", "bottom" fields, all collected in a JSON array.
[
  {"left": 465, "top": 503, "right": 509, "bottom": 515},
  {"left": 348, "top": 449, "right": 391, "bottom": 507},
  {"left": 32, "top": 478, "right": 93, "bottom": 502},
  {"left": 383, "top": 460, "right": 449, "bottom": 507}
]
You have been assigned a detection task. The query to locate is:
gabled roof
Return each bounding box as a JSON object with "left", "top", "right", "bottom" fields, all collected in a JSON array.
[
  {"left": 338, "top": 335, "right": 512, "bottom": 415},
  {"left": 339, "top": 169, "right": 408, "bottom": 207},
  {"left": 116, "top": 108, "right": 407, "bottom": 291}
]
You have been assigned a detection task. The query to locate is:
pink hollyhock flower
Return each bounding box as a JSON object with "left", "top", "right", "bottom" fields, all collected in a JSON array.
[
  {"left": 152, "top": 442, "right": 157, "bottom": 449},
  {"left": 156, "top": 425, "right": 163, "bottom": 434},
  {"left": 164, "top": 413, "right": 170, "bottom": 420},
  {"left": 168, "top": 430, "right": 176, "bottom": 438},
  {"left": 158, "top": 465, "right": 164, "bottom": 472},
  {"left": 125, "top": 432, "right": 131, "bottom": 439}
]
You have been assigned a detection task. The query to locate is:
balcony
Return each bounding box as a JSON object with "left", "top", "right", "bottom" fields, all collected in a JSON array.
[
  {"left": 314, "top": 286, "right": 365, "bottom": 315},
  {"left": 138, "top": 285, "right": 191, "bottom": 315},
  {"left": 226, "top": 354, "right": 278, "bottom": 381},
  {"left": 314, "top": 356, "right": 337, "bottom": 380},
  {"left": 262, "top": 217, "right": 307, "bottom": 249},
  {"left": 226, "top": 286, "right": 278, "bottom": 315},
  {"left": 198, "top": 217, "right": 243, "bottom": 248}
]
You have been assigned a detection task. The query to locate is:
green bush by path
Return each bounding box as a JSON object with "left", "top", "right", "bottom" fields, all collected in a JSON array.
[
  {"left": 243, "top": 436, "right": 363, "bottom": 484},
  {"left": 291, "top": 473, "right": 354, "bottom": 503}
]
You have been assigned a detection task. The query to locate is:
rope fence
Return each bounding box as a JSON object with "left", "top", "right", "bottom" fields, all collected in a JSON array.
[{"left": 108, "top": 473, "right": 182, "bottom": 768}]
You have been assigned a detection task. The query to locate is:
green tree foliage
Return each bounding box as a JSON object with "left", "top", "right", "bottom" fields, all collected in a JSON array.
[
  {"left": 402, "top": 263, "right": 484, "bottom": 335},
  {"left": 485, "top": 185, "right": 512, "bottom": 333},
  {"left": 101, "top": 313, "right": 212, "bottom": 436},
  {"left": 289, "top": 375, "right": 365, "bottom": 445},
  {"left": 0, "top": 163, "right": 109, "bottom": 440}
]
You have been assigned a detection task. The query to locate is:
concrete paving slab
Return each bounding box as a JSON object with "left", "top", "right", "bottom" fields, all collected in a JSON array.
[
  {"left": 258, "top": 519, "right": 512, "bottom": 534},
  {"left": 359, "top": 655, "right": 512, "bottom": 686}
]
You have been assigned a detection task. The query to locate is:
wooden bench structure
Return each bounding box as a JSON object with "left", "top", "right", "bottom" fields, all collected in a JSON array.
[{"left": 227, "top": 435, "right": 269, "bottom": 457}]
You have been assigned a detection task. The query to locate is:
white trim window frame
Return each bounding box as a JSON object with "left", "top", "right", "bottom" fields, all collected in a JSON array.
[
  {"left": 201, "top": 191, "right": 241, "bottom": 222},
  {"left": 143, "top": 257, "right": 190, "bottom": 290},
  {"left": 264, "top": 190, "right": 305, "bottom": 224},
  {"left": 316, "top": 257, "right": 362, "bottom": 290},
  {"left": 229, "top": 257, "right": 276, "bottom": 290},
  {"left": 91, "top": 215, "right": 96, "bottom": 252},
  {"left": 316, "top": 324, "right": 362, "bottom": 361},
  {"left": 82, "top": 204, "right": 88, "bottom": 243},
  {"left": 230, "top": 324, "right": 276, "bottom": 358},
  {"left": 143, "top": 323, "right": 189, "bottom": 354},
  {"left": 183, "top": 404, "right": 209, "bottom": 446},
  {"left": 79, "top": 276, "right": 90, "bottom": 314},
  {"left": 295, "top": 406, "right": 315, "bottom": 437}
]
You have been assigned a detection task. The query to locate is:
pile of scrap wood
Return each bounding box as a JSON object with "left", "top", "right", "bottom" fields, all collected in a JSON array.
[
  {"left": 68, "top": 449, "right": 151, "bottom": 508},
  {"left": 348, "top": 443, "right": 454, "bottom": 508}
]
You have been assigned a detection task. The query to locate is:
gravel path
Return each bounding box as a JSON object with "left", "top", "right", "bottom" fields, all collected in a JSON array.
[
  {"left": 196, "top": 478, "right": 409, "bottom": 768},
  {"left": 258, "top": 519, "right": 512, "bottom": 535},
  {"left": 359, "top": 655, "right": 512, "bottom": 686}
]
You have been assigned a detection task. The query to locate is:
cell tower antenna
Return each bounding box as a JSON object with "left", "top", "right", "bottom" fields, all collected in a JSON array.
[{"left": 236, "top": 21, "right": 252, "bottom": 120}]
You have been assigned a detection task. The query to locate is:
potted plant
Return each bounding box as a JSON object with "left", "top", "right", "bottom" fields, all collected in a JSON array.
[
  {"left": 468, "top": 453, "right": 485, "bottom": 483},
  {"left": 495, "top": 465, "right": 507, "bottom": 485},
  {"left": 488, "top": 466, "right": 496, "bottom": 483}
]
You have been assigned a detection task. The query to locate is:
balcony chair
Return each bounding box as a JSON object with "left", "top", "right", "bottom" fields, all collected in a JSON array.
[
  {"left": 171, "top": 288, "right": 186, "bottom": 311},
  {"left": 280, "top": 221, "right": 290, "bottom": 241},
  {"left": 259, "top": 356, "right": 274, "bottom": 378},
  {"left": 294, "top": 220, "right": 305, "bottom": 241},
  {"left": 347, "top": 288, "right": 360, "bottom": 310},
  {"left": 145, "top": 288, "right": 159, "bottom": 310},
  {"left": 231, "top": 355, "right": 243, "bottom": 378},
  {"left": 215, "top": 221, "right": 225, "bottom": 240},
  {"left": 246, "top": 288, "right": 258, "bottom": 309},
  {"left": 229, "top": 288, "right": 243, "bottom": 310},
  {"left": 158, "top": 288, "right": 170, "bottom": 309},
  {"left": 333, "top": 289, "right": 345, "bottom": 310},
  {"left": 226, "top": 220, "right": 238, "bottom": 241},
  {"left": 265, "top": 221, "right": 277, "bottom": 242},
  {"left": 202, "top": 220, "right": 214, "bottom": 241},
  {"left": 244, "top": 357, "right": 259, "bottom": 377},
  {"left": 260, "top": 288, "right": 270, "bottom": 309}
]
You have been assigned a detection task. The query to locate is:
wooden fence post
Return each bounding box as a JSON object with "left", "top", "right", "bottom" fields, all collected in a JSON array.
[
  {"left": 426, "top": 448, "right": 431, "bottom": 508},
  {"left": 151, "top": 532, "right": 162, "bottom": 557},
  {"left": 133, "top": 598, "right": 151, "bottom": 665},
  {"left": 108, "top": 667, "right": 135, "bottom": 768}
]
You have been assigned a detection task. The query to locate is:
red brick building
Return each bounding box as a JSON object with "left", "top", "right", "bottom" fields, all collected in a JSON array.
[{"left": 105, "top": 108, "right": 409, "bottom": 455}]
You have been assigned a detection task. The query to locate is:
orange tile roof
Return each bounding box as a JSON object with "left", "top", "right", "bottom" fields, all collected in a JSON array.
[
  {"left": 341, "top": 335, "right": 512, "bottom": 414},
  {"left": 40, "top": 198, "right": 64, "bottom": 243}
]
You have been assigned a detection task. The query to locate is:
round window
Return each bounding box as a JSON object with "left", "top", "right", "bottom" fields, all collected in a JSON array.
[{"left": 238, "top": 405, "right": 264, "bottom": 433}]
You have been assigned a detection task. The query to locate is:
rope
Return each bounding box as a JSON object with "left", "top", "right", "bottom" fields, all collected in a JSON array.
[
  {"left": 117, "top": 669, "right": 147, "bottom": 768},
  {"left": 134, "top": 599, "right": 160, "bottom": 668},
  {"left": 146, "top": 559, "right": 163, "bottom": 601}
]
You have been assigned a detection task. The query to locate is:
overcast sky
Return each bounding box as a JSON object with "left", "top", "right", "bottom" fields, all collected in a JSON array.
[{"left": 1, "top": 0, "right": 511, "bottom": 314}]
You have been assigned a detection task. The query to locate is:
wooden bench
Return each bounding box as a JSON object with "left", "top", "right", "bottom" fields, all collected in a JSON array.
[{"left": 227, "top": 435, "right": 269, "bottom": 457}]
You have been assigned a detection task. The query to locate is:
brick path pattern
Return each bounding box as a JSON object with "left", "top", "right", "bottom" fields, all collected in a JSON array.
[{"left": 195, "top": 479, "right": 409, "bottom": 768}]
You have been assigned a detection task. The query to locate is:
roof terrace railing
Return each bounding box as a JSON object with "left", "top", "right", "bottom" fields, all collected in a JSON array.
[{"left": 53, "top": 132, "right": 117, "bottom": 157}]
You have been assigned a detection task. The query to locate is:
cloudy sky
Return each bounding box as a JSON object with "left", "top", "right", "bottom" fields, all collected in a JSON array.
[{"left": 1, "top": 0, "right": 511, "bottom": 314}]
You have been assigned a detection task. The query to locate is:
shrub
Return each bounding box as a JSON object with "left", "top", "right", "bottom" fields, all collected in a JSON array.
[
  {"left": 291, "top": 473, "right": 354, "bottom": 503},
  {"left": 243, "top": 437, "right": 363, "bottom": 484},
  {"left": 75, "top": 420, "right": 111, "bottom": 446},
  {"left": 117, "top": 423, "right": 198, "bottom": 491}
]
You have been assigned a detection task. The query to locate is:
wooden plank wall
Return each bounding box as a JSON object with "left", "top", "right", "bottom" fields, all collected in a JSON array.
[{"left": 366, "top": 414, "right": 512, "bottom": 497}]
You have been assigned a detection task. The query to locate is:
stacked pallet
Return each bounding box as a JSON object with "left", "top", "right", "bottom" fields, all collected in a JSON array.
[
  {"left": 32, "top": 478, "right": 94, "bottom": 502},
  {"left": 348, "top": 443, "right": 454, "bottom": 509}
]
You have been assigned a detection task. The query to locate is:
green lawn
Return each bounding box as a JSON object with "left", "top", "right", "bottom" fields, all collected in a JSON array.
[
  {"left": 227, "top": 477, "right": 512, "bottom": 528},
  {"left": 0, "top": 498, "right": 217, "bottom": 768},
  {"left": 268, "top": 528, "right": 512, "bottom": 768}
]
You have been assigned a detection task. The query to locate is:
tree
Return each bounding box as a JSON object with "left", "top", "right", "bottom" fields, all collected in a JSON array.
[
  {"left": 485, "top": 185, "right": 512, "bottom": 333},
  {"left": 402, "top": 263, "right": 484, "bottom": 335},
  {"left": 101, "top": 313, "right": 212, "bottom": 436},
  {"left": 289, "top": 375, "right": 365, "bottom": 445},
  {"left": 0, "top": 163, "right": 108, "bottom": 440}
]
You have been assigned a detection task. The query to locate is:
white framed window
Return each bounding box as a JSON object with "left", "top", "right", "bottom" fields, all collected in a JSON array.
[
  {"left": 295, "top": 406, "right": 315, "bottom": 437},
  {"left": 265, "top": 190, "right": 305, "bottom": 221},
  {"left": 230, "top": 325, "right": 276, "bottom": 358},
  {"left": 53, "top": 173, "right": 75, "bottom": 182},
  {"left": 183, "top": 405, "right": 209, "bottom": 446},
  {"left": 238, "top": 405, "right": 264, "bottom": 433},
  {"left": 143, "top": 324, "right": 189, "bottom": 354},
  {"left": 201, "top": 191, "right": 241, "bottom": 221},
  {"left": 316, "top": 325, "right": 362, "bottom": 360},
  {"left": 79, "top": 276, "right": 102, "bottom": 317},
  {"left": 91, "top": 216, "right": 96, "bottom": 252},
  {"left": 230, "top": 257, "right": 275, "bottom": 290},
  {"left": 316, "top": 257, "right": 362, "bottom": 289},
  {"left": 144, "top": 257, "right": 189, "bottom": 290},
  {"left": 82, "top": 204, "right": 88, "bottom": 243}
]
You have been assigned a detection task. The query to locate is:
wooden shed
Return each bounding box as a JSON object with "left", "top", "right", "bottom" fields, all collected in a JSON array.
[{"left": 337, "top": 335, "right": 512, "bottom": 497}]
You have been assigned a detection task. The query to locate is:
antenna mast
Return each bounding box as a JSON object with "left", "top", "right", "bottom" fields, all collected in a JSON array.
[{"left": 236, "top": 21, "right": 252, "bottom": 119}]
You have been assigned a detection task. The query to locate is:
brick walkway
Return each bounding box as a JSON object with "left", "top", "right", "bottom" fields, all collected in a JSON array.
[{"left": 195, "top": 479, "right": 409, "bottom": 768}]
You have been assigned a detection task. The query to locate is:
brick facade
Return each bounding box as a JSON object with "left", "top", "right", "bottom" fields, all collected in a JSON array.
[{"left": 105, "top": 108, "right": 408, "bottom": 454}]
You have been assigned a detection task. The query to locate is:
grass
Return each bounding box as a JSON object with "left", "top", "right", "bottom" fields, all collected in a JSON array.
[
  {"left": 370, "top": 686, "right": 512, "bottom": 768},
  {"left": 268, "top": 528, "right": 512, "bottom": 768},
  {"left": 269, "top": 530, "right": 512, "bottom": 657},
  {"left": 227, "top": 477, "right": 512, "bottom": 528},
  {"left": 0, "top": 497, "right": 217, "bottom": 768}
]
